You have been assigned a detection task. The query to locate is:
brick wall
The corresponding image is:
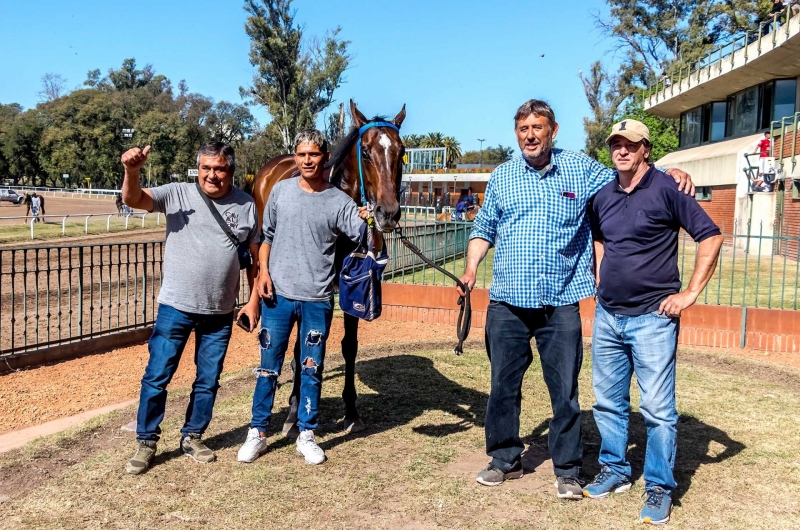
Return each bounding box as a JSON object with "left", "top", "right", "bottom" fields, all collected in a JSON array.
[
  {"left": 700, "top": 184, "right": 736, "bottom": 233},
  {"left": 773, "top": 132, "right": 800, "bottom": 160},
  {"left": 780, "top": 184, "right": 800, "bottom": 260},
  {"left": 382, "top": 283, "right": 800, "bottom": 353}
]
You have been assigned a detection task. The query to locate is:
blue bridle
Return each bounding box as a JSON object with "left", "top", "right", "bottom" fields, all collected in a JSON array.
[{"left": 355, "top": 121, "right": 400, "bottom": 207}]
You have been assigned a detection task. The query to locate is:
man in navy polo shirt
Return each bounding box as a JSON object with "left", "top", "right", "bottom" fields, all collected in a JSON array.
[
  {"left": 584, "top": 119, "right": 723, "bottom": 524},
  {"left": 458, "top": 100, "right": 695, "bottom": 500}
]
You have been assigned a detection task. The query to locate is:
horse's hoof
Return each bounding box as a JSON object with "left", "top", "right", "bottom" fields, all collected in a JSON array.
[
  {"left": 343, "top": 417, "right": 365, "bottom": 434},
  {"left": 282, "top": 422, "right": 300, "bottom": 439}
]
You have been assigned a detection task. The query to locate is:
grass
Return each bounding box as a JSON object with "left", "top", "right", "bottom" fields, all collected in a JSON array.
[
  {"left": 388, "top": 236, "right": 800, "bottom": 310},
  {"left": 1, "top": 340, "right": 798, "bottom": 529},
  {"left": 0, "top": 217, "right": 163, "bottom": 244}
]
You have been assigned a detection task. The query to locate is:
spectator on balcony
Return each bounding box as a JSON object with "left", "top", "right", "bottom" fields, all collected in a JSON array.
[{"left": 784, "top": 0, "right": 800, "bottom": 17}]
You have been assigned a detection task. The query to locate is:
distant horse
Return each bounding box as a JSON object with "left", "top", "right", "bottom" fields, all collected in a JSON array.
[{"left": 251, "top": 100, "right": 406, "bottom": 435}]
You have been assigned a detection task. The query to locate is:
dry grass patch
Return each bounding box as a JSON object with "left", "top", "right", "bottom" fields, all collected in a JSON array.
[{"left": 1, "top": 342, "right": 799, "bottom": 529}]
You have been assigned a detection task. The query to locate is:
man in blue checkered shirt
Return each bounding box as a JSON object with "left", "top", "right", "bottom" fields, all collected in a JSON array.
[{"left": 459, "top": 100, "right": 694, "bottom": 499}]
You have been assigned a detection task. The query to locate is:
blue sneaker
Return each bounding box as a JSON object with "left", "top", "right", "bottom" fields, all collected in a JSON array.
[
  {"left": 583, "top": 467, "right": 632, "bottom": 498},
  {"left": 640, "top": 486, "right": 672, "bottom": 525}
]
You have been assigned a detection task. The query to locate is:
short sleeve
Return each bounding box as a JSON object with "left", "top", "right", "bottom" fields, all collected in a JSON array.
[
  {"left": 246, "top": 203, "right": 261, "bottom": 245},
  {"left": 147, "top": 183, "right": 177, "bottom": 214},
  {"left": 670, "top": 187, "right": 721, "bottom": 243},
  {"left": 588, "top": 197, "right": 603, "bottom": 241},
  {"left": 261, "top": 186, "right": 279, "bottom": 245}
]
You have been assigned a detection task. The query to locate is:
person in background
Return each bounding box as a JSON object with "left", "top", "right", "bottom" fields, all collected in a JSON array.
[{"left": 30, "top": 193, "right": 41, "bottom": 223}]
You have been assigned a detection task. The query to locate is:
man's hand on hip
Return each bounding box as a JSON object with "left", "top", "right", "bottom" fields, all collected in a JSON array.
[
  {"left": 658, "top": 291, "right": 698, "bottom": 318},
  {"left": 121, "top": 145, "right": 151, "bottom": 172}
]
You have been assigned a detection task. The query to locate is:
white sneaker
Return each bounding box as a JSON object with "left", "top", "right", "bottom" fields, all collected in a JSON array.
[
  {"left": 237, "top": 427, "right": 268, "bottom": 463},
  {"left": 295, "top": 430, "right": 326, "bottom": 465}
]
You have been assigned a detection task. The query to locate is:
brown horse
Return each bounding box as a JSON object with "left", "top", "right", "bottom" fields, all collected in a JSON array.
[
  {"left": 251, "top": 100, "right": 406, "bottom": 435},
  {"left": 435, "top": 205, "right": 481, "bottom": 222}
]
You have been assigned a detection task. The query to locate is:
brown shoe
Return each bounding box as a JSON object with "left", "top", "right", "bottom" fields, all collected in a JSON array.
[
  {"left": 180, "top": 434, "right": 216, "bottom": 463},
  {"left": 126, "top": 440, "right": 157, "bottom": 475}
]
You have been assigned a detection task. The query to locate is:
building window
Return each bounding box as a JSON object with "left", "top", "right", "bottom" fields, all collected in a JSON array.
[
  {"left": 696, "top": 186, "right": 712, "bottom": 201},
  {"left": 680, "top": 107, "right": 702, "bottom": 148},
  {"left": 680, "top": 78, "right": 799, "bottom": 148},
  {"left": 774, "top": 78, "right": 797, "bottom": 123}
]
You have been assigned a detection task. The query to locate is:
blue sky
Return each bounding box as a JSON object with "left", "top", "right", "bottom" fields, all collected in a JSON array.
[{"left": 1, "top": 0, "right": 614, "bottom": 153}]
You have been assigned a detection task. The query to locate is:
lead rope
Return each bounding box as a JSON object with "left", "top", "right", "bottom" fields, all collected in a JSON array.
[{"left": 394, "top": 225, "right": 471, "bottom": 355}]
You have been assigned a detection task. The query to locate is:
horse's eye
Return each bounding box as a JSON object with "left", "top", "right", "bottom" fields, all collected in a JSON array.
[{"left": 361, "top": 149, "right": 371, "bottom": 159}]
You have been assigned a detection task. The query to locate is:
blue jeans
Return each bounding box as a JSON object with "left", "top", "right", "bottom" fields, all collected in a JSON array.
[
  {"left": 136, "top": 304, "right": 233, "bottom": 442},
  {"left": 484, "top": 301, "right": 584, "bottom": 476},
  {"left": 250, "top": 295, "right": 334, "bottom": 433},
  {"left": 591, "top": 304, "right": 679, "bottom": 492}
]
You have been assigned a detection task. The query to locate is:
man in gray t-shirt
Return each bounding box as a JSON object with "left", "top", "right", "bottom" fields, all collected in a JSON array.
[
  {"left": 237, "top": 129, "right": 366, "bottom": 466},
  {"left": 120, "top": 142, "right": 260, "bottom": 475}
]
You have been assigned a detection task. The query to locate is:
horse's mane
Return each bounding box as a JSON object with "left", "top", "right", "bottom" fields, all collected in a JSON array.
[{"left": 327, "top": 115, "right": 388, "bottom": 188}]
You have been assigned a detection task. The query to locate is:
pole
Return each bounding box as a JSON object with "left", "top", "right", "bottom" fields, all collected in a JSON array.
[{"left": 477, "top": 138, "right": 485, "bottom": 167}]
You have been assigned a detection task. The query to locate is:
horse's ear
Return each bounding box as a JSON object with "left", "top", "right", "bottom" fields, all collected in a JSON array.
[
  {"left": 350, "top": 99, "right": 368, "bottom": 128},
  {"left": 391, "top": 104, "right": 406, "bottom": 128}
]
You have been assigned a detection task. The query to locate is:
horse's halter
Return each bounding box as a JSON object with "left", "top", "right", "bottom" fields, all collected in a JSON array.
[{"left": 355, "top": 121, "right": 400, "bottom": 209}]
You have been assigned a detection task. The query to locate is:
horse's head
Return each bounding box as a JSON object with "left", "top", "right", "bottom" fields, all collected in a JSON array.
[{"left": 349, "top": 100, "right": 406, "bottom": 232}]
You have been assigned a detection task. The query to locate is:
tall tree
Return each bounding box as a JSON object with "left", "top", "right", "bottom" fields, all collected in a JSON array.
[
  {"left": 442, "top": 136, "right": 462, "bottom": 168},
  {"left": 401, "top": 134, "right": 422, "bottom": 148},
  {"left": 241, "top": 0, "right": 351, "bottom": 153},
  {"left": 459, "top": 144, "right": 515, "bottom": 165},
  {"left": 38, "top": 73, "right": 67, "bottom": 102}
]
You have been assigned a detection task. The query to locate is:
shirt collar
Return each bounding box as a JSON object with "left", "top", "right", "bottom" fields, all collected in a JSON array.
[
  {"left": 521, "top": 149, "right": 560, "bottom": 179},
  {"left": 613, "top": 164, "right": 656, "bottom": 193}
]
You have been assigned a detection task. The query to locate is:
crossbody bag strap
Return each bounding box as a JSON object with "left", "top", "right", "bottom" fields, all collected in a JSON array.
[{"left": 195, "top": 181, "right": 238, "bottom": 248}]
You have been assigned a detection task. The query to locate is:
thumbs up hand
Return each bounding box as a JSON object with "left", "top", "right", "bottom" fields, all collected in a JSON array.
[{"left": 121, "top": 145, "right": 151, "bottom": 172}]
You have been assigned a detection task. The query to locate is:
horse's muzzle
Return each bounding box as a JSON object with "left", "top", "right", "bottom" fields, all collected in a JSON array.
[{"left": 374, "top": 204, "right": 400, "bottom": 232}]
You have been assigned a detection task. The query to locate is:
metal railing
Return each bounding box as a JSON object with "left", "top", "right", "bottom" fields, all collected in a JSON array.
[
  {"left": 7, "top": 216, "right": 800, "bottom": 358},
  {"left": 1, "top": 241, "right": 163, "bottom": 357},
  {"left": 5, "top": 186, "right": 121, "bottom": 198},
  {"left": 643, "top": 6, "right": 798, "bottom": 105},
  {"left": 771, "top": 111, "right": 800, "bottom": 165},
  {"left": 0, "top": 211, "right": 158, "bottom": 240}
]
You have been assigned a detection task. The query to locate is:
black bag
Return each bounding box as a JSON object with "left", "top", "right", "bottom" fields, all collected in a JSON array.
[{"left": 195, "top": 182, "right": 252, "bottom": 269}]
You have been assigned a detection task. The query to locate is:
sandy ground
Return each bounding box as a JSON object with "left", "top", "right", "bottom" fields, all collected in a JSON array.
[
  {"left": 0, "top": 319, "right": 458, "bottom": 434},
  {"left": 2, "top": 313, "right": 799, "bottom": 435}
]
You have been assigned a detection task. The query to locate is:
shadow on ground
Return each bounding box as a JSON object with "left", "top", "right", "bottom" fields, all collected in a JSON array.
[{"left": 524, "top": 410, "right": 745, "bottom": 502}]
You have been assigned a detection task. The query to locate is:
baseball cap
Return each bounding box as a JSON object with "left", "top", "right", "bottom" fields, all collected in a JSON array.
[{"left": 606, "top": 119, "right": 650, "bottom": 145}]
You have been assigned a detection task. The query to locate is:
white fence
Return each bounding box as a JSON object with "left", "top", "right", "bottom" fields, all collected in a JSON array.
[
  {"left": 6, "top": 186, "right": 119, "bottom": 200},
  {"left": 1, "top": 211, "right": 159, "bottom": 239}
]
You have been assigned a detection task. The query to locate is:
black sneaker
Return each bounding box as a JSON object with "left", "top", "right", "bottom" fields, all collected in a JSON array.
[
  {"left": 554, "top": 475, "right": 584, "bottom": 500},
  {"left": 125, "top": 440, "right": 157, "bottom": 475},
  {"left": 180, "top": 434, "right": 216, "bottom": 463},
  {"left": 475, "top": 463, "right": 523, "bottom": 486}
]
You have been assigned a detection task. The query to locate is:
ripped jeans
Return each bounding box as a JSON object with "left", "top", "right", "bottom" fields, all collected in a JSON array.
[{"left": 250, "top": 294, "right": 334, "bottom": 433}]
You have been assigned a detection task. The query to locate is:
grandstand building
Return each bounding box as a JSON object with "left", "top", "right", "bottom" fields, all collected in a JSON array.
[{"left": 644, "top": 11, "right": 800, "bottom": 257}]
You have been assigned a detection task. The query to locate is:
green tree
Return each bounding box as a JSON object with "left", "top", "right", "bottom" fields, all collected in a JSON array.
[
  {"left": 420, "top": 132, "right": 444, "bottom": 148},
  {"left": 2, "top": 108, "right": 46, "bottom": 185},
  {"left": 459, "top": 144, "right": 515, "bottom": 165},
  {"left": 241, "top": 0, "right": 351, "bottom": 153},
  {"left": 401, "top": 134, "right": 422, "bottom": 148},
  {"left": 442, "top": 136, "right": 462, "bottom": 168}
]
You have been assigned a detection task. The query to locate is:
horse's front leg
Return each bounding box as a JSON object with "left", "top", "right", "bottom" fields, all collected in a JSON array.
[
  {"left": 281, "top": 332, "right": 301, "bottom": 439},
  {"left": 342, "top": 313, "right": 365, "bottom": 433}
]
